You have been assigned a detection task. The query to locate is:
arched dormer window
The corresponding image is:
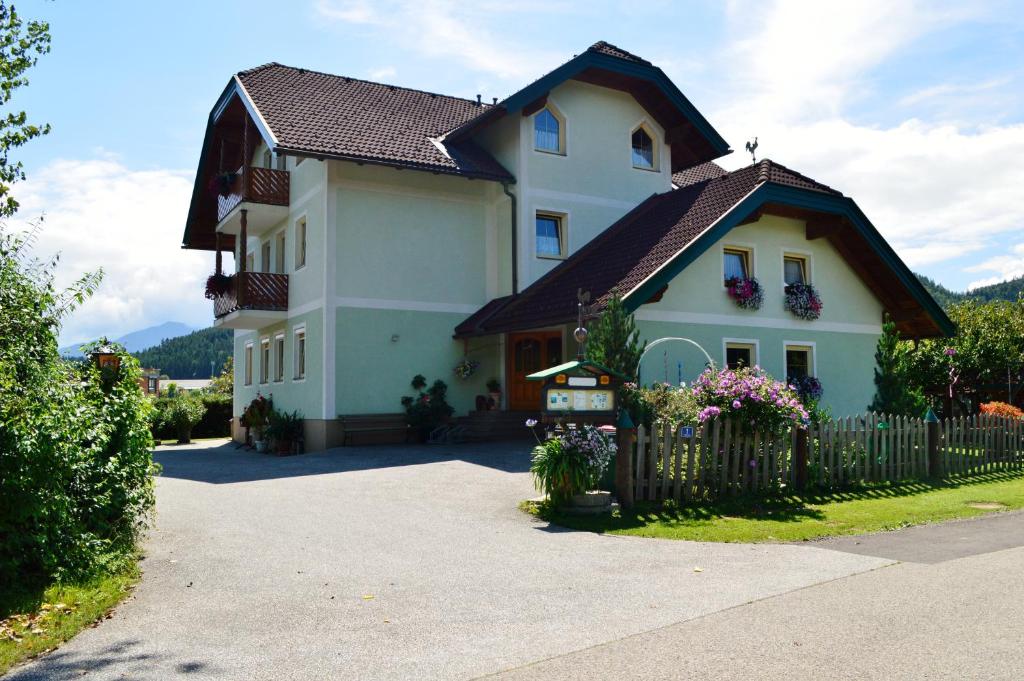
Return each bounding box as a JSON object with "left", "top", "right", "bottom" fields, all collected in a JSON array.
[
  {"left": 631, "top": 124, "right": 657, "bottom": 170},
  {"left": 534, "top": 106, "right": 565, "bottom": 154}
]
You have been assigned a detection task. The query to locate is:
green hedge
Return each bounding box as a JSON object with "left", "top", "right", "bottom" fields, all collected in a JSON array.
[{"left": 150, "top": 393, "right": 232, "bottom": 441}]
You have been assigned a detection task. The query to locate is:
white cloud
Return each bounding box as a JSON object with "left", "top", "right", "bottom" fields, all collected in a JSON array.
[
  {"left": 313, "top": 0, "right": 565, "bottom": 81},
  {"left": 965, "top": 243, "right": 1024, "bottom": 289},
  {"left": 10, "top": 157, "right": 213, "bottom": 345},
  {"left": 368, "top": 66, "right": 397, "bottom": 81},
  {"left": 898, "top": 77, "right": 1011, "bottom": 108},
  {"left": 713, "top": 0, "right": 1024, "bottom": 273}
]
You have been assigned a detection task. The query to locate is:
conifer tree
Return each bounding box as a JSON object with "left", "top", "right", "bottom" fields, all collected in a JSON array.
[
  {"left": 869, "top": 316, "right": 926, "bottom": 415},
  {"left": 586, "top": 290, "right": 646, "bottom": 380}
]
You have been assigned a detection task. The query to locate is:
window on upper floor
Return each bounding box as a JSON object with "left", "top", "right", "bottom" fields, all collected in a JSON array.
[
  {"left": 274, "top": 334, "right": 285, "bottom": 382},
  {"left": 259, "top": 338, "right": 270, "bottom": 384},
  {"left": 275, "top": 231, "right": 286, "bottom": 273},
  {"left": 261, "top": 242, "right": 271, "bottom": 272},
  {"left": 725, "top": 341, "right": 757, "bottom": 370},
  {"left": 295, "top": 216, "right": 307, "bottom": 270},
  {"left": 244, "top": 342, "right": 253, "bottom": 386},
  {"left": 535, "top": 212, "right": 566, "bottom": 259},
  {"left": 631, "top": 125, "right": 656, "bottom": 170},
  {"left": 534, "top": 107, "right": 564, "bottom": 154},
  {"left": 723, "top": 247, "right": 751, "bottom": 283},
  {"left": 294, "top": 329, "right": 306, "bottom": 380},
  {"left": 784, "top": 254, "right": 808, "bottom": 286}
]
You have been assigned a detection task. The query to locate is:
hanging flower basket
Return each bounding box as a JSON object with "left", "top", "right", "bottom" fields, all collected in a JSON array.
[
  {"left": 208, "top": 171, "right": 239, "bottom": 198},
  {"left": 204, "top": 273, "right": 234, "bottom": 300},
  {"left": 784, "top": 282, "right": 822, "bottom": 320},
  {"left": 725, "top": 276, "right": 763, "bottom": 310},
  {"left": 453, "top": 358, "right": 480, "bottom": 380},
  {"left": 788, "top": 374, "right": 823, "bottom": 403}
]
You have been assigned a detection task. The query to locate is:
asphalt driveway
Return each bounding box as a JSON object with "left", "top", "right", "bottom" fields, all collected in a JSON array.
[{"left": 9, "top": 440, "right": 892, "bottom": 680}]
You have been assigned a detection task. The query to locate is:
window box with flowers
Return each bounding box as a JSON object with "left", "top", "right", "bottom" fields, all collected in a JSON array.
[
  {"left": 725, "top": 276, "right": 764, "bottom": 310},
  {"left": 784, "top": 282, "right": 822, "bottom": 320}
]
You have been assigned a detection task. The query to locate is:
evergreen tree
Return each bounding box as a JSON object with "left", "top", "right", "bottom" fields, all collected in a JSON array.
[
  {"left": 869, "top": 316, "right": 926, "bottom": 416},
  {"left": 586, "top": 291, "right": 646, "bottom": 380}
]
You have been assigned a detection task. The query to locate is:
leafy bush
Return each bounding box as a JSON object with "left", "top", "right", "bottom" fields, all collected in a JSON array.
[
  {"left": 1, "top": 227, "right": 157, "bottom": 585},
  {"left": 691, "top": 366, "right": 808, "bottom": 431},
  {"left": 162, "top": 393, "right": 205, "bottom": 443},
  {"left": 400, "top": 375, "right": 453, "bottom": 440},
  {"left": 530, "top": 426, "right": 616, "bottom": 505},
  {"left": 150, "top": 392, "right": 231, "bottom": 441},
  {"left": 621, "top": 381, "right": 699, "bottom": 428},
  {"left": 979, "top": 402, "right": 1023, "bottom": 419},
  {"left": 241, "top": 393, "right": 273, "bottom": 439},
  {"left": 265, "top": 409, "right": 304, "bottom": 446}
]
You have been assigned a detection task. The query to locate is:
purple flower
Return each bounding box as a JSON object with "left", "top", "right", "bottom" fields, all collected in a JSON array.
[
  {"left": 731, "top": 399, "right": 741, "bottom": 409},
  {"left": 944, "top": 347, "right": 957, "bottom": 357}
]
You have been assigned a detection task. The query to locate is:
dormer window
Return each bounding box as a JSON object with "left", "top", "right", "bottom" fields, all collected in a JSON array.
[
  {"left": 631, "top": 125, "right": 656, "bottom": 170},
  {"left": 534, "top": 107, "right": 564, "bottom": 154}
]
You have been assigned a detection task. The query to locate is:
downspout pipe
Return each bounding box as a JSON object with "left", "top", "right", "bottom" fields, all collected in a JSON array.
[{"left": 501, "top": 180, "right": 518, "bottom": 295}]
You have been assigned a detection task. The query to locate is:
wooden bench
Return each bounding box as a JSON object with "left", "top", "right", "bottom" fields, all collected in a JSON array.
[{"left": 338, "top": 414, "right": 411, "bottom": 446}]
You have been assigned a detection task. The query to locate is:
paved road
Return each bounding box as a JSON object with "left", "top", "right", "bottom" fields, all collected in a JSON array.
[
  {"left": 491, "top": 513, "right": 1024, "bottom": 680},
  {"left": 9, "top": 440, "right": 891, "bottom": 680}
]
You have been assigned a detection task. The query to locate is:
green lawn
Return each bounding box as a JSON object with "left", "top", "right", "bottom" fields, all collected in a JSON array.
[
  {"left": 0, "top": 558, "right": 140, "bottom": 675},
  {"left": 523, "top": 470, "right": 1024, "bottom": 543}
]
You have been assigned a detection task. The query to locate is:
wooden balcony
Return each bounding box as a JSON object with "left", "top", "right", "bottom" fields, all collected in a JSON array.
[
  {"left": 213, "top": 271, "right": 289, "bottom": 329},
  {"left": 216, "top": 167, "right": 290, "bottom": 223}
]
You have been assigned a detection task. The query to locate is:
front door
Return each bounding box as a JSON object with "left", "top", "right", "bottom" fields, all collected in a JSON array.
[{"left": 507, "top": 331, "right": 563, "bottom": 411}]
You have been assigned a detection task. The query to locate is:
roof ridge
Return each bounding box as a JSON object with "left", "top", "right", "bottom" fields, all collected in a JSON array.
[{"left": 237, "top": 62, "right": 492, "bottom": 108}]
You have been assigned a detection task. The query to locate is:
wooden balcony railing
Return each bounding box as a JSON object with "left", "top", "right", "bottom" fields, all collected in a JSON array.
[
  {"left": 213, "top": 271, "right": 289, "bottom": 318},
  {"left": 216, "top": 166, "right": 290, "bottom": 222}
]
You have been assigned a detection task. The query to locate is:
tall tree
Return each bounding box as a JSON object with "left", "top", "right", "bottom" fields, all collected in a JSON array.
[
  {"left": 869, "top": 316, "right": 926, "bottom": 416},
  {"left": 586, "top": 290, "right": 646, "bottom": 380},
  {"left": 0, "top": 3, "right": 51, "bottom": 217}
]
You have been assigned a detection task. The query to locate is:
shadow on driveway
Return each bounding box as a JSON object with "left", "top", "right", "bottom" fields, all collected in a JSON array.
[{"left": 154, "top": 439, "right": 533, "bottom": 485}]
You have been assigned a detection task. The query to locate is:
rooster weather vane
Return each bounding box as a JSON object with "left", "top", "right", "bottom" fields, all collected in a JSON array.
[{"left": 745, "top": 137, "right": 758, "bottom": 163}]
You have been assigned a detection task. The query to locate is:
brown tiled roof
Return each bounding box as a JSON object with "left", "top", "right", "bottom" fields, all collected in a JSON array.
[
  {"left": 236, "top": 64, "right": 512, "bottom": 180},
  {"left": 455, "top": 160, "right": 841, "bottom": 336},
  {"left": 672, "top": 161, "right": 727, "bottom": 187},
  {"left": 586, "top": 41, "right": 651, "bottom": 64}
]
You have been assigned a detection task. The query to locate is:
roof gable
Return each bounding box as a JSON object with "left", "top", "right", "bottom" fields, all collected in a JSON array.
[
  {"left": 446, "top": 41, "right": 731, "bottom": 172},
  {"left": 456, "top": 160, "right": 952, "bottom": 339}
]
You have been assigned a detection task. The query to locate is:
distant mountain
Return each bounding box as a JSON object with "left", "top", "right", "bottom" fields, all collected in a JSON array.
[
  {"left": 917, "top": 274, "right": 1024, "bottom": 308},
  {"left": 133, "top": 327, "right": 233, "bottom": 379},
  {"left": 61, "top": 321, "right": 196, "bottom": 356}
]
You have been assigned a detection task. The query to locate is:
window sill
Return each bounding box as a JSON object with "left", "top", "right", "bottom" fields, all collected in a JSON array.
[
  {"left": 632, "top": 164, "right": 659, "bottom": 172},
  {"left": 534, "top": 148, "right": 566, "bottom": 157},
  {"left": 537, "top": 254, "right": 566, "bottom": 261},
  {"left": 293, "top": 377, "right": 306, "bottom": 383}
]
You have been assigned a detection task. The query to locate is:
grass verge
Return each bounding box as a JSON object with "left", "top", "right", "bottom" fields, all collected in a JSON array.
[
  {"left": 522, "top": 470, "right": 1024, "bottom": 543},
  {"left": 0, "top": 557, "right": 140, "bottom": 676}
]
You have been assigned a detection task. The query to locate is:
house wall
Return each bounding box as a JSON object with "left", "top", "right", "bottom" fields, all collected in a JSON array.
[{"left": 631, "top": 215, "right": 884, "bottom": 417}]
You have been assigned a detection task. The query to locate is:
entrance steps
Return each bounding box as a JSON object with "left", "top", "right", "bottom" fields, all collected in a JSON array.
[{"left": 453, "top": 410, "right": 540, "bottom": 442}]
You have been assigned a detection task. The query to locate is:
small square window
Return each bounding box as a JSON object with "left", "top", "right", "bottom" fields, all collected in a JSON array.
[
  {"left": 536, "top": 213, "right": 564, "bottom": 258},
  {"left": 724, "top": 248, "right": 750, "bottom": 283},
  {"left": 786, "top": 345, "right": 813, "bottom": 379},
  {"left": 784, "top": 255, "right": 807, "bottom": 285},
  {"left": 725, "top": 342, "right": 756, "bottom": 370}
]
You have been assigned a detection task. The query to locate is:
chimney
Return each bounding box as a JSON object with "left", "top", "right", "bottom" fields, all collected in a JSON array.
[
  {"left": 492, "top": 97, "right": 497, "bottom": 105},
  {"left": 476, "top": 94, "right": 482, "bottom": 106}
]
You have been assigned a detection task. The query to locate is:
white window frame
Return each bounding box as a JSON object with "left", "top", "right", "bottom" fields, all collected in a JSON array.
[
  {"left": 783, "top": 341, "right": 817, "bottom": 378},
  {"left": 244, "top": 341, "right": 254, "bottom": 386},
  {"left": 293, "top": 325, "right": 307, "bottom": 381},
  {"left": 629, "top": 121, "right": 659, "bottom": 172},
  {"left": 294, "top": 213, "right": 308, "bottom": 271},
  {"left": 534, "top": 209, "right": 568, "bottom": 260},
  {"left": 723, "top": 338, "right": 760, "bottom": 370},
  {"left": 781, "top": 247, "right": 814, "bottom": 288},
  {"left": 532, "top": 104, "right": 567, "bottom": 156},
  {"left": 722, "top": 243, "right": 756, "bottom": 285},
  {"left": 259, "top": 337, "right": 270, "bottom": 384},
  {"left": 273, "top": 333, "right": 285, "bottom": 383}
]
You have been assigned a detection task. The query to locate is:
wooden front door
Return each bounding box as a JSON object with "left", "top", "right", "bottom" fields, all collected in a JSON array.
[{"left": 507, "top": 331, "right": 564, "bottom": 411}]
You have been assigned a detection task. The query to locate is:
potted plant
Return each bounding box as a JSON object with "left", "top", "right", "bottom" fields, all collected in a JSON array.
[
  {"left": 454, "top": 358, "right": 479, "bottom": 380},
  {"left": 209, "top": 171, "right": 238, "bottom": 198},
  {"left": 725, "top": 276, "right": 764, "bottom": 310},
  {"left": 400, "top": 375, "right": 454, "bottom": 442},
  {"left": 266, "top": 409, "right": 304, "bottom": 455},
  {"left": 242, "top": 394, "right": 273, "bottom": 452},
  {"left": 784, "top": 282, "right": 822, "bottom": 320},
  {"left": 529, "top": 424, "right": 616, "bottom": 511},
  {"left": 204, "top": 272, "right": 234, "bottom": 300},
  {"left": 486, "top": 378, "right": 501, "bottom": 410}
]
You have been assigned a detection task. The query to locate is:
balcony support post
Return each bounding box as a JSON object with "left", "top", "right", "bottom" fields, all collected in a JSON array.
[
  {"left": 239, "top": 209, "right": 248, "bottom": 274},
  {"left": 214, "top": 232, "right": 222, "bottom": 276}
]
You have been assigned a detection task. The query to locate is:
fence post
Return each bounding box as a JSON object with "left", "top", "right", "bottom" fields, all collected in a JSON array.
[
  {"left": 615, "top": 409, "right": 635, "bottom": 509},
  {"left": 795, "top": 427, "right": 809, "bottom": 490},
  {"left": 925, "top": 408, "right": 940, "bottom": 478}
]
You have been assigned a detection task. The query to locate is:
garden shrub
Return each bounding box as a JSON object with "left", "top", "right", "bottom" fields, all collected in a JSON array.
[
  {"left": 163, "top": 393, "right": 206, "bottom": 443},
  {"left": 400, "top": 375, "right": 454, "bottom": 440},
  {"left": 530, "top": 425, "right": 616, "bottom": 505},
  {"left": 0, "top": 227, "right": 157, "bottom": 588},
  {"left": 621, "top": 381, "right": 699, "bottom": 428},
  {"left": 691, "top": 365, "right": 809, "bottom": 432},
  {"left": 979, "top": 401, "right": 1023, "bottom": 419}
]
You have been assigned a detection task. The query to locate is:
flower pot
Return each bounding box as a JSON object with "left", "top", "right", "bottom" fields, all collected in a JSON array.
[
  {"left": 254, "top": 439, "right": 268, "bottom": 453},
  {"left": 275, "top": 439, "right": 292, "bottom": 455},
  {"left": 565, "top": 490, "right": 613, "bottom": 515},
  {"left": 489, "top": 391, "right": 501, "bottom": 410}
]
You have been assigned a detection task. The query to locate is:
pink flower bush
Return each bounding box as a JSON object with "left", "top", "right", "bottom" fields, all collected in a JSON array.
[
  {"left": 725, "top": 277, "right": 764, "bottom": 310},
  {"left": 691, "top": 366, "right": 809, "bottom": 431}
]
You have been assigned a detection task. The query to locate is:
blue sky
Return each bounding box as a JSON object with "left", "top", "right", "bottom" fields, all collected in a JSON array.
[{"left": 10, "top": 1, "right": 1024, "bottom": 343}]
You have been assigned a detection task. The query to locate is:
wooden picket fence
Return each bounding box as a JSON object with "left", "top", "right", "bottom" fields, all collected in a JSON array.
[{"left": 632, "top": 412, "right": 1024, "bottom": 503}]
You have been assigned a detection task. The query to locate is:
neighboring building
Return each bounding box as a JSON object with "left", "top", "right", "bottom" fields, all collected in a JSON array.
[
  {"left": 182, "top": 41, "right": 952, "bottom": 451},
  {"left": 163, "top": 379, "right": 213, "bottom": 394},
  {"left": 139, "top": 368, "right": 161, "bottom": 397}
]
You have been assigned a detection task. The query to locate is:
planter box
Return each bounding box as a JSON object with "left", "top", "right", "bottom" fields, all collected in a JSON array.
[{"left": 565, "top": 490, "right": 613, "bottom": 515}]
